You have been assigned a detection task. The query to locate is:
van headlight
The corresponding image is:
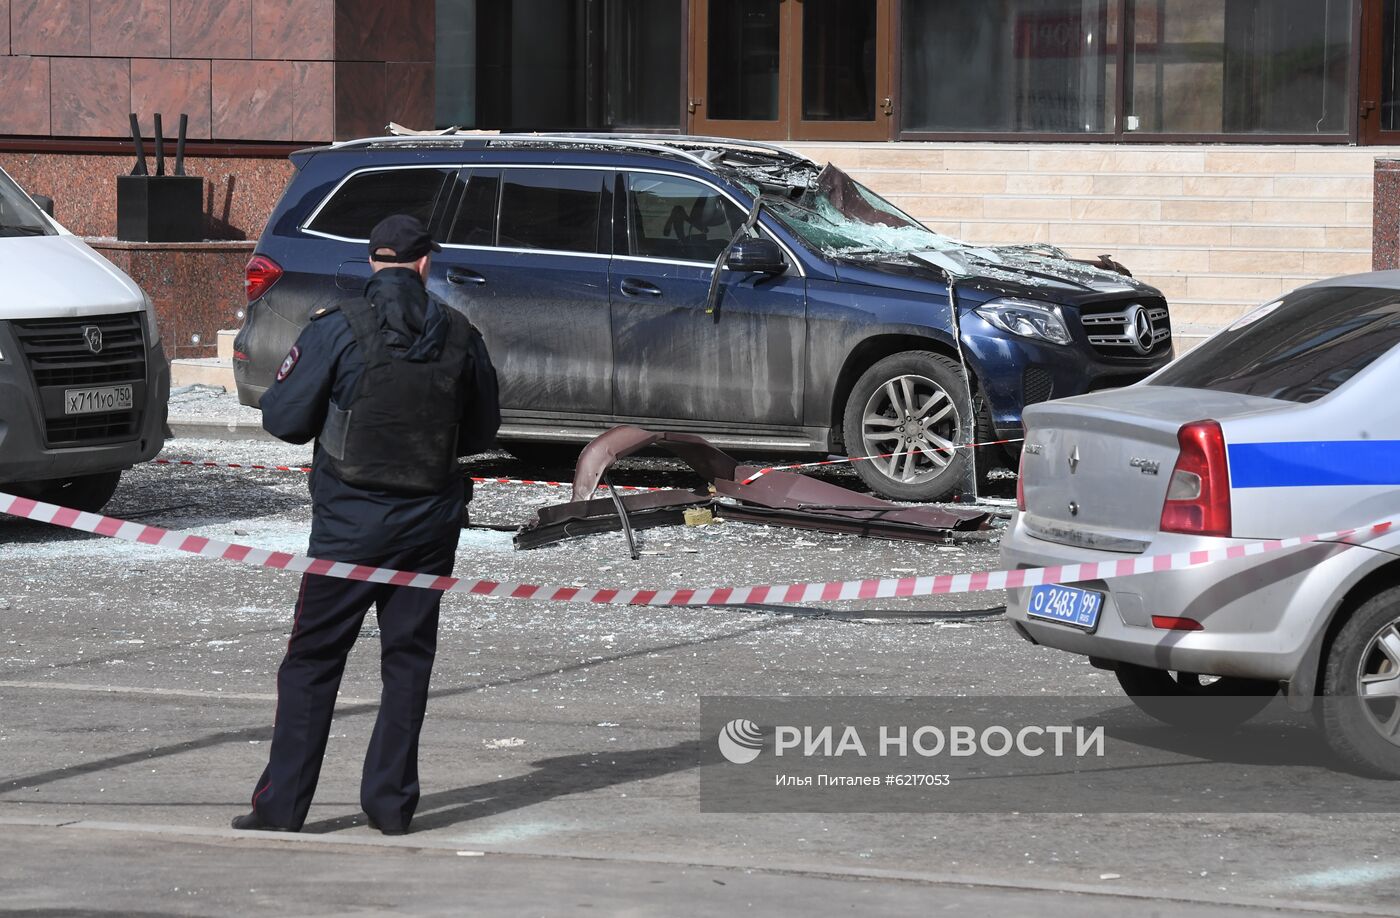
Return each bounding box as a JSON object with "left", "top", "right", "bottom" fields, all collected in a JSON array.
[
  {"left": 973, "top": 298, "right": 1071, "bottom": 345},
  {"left": 142, "top": 293, "right": 161, "bottom": 348}
]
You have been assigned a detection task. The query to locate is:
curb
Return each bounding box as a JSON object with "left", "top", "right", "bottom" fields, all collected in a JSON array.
[{"left": 168, "top": 420, "right": 275, "bottom": 442}]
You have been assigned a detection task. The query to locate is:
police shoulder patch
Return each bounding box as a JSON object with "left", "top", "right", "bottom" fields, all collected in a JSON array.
[{"left": 276, "top": 345, "right": 301, "bottom": 381}]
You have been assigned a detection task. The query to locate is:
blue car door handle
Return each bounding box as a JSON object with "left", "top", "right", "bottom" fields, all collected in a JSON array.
[
  {"left": 446, "top": 268, "right": 487, "bottom": 286},
  {"left": 620, "top": 278, "right": 662, "bottom": 297}
]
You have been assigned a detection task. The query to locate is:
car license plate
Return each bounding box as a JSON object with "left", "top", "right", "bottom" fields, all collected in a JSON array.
[
  {"left": 64, "top": 385, "right": 133, "bottom": 415},
  {"left": 1026, "top": 584, "right": 1104, "bottom": 632}
]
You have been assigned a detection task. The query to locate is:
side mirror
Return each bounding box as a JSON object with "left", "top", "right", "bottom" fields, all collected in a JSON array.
[
  {"left": 31, "top": 194, "right": 54, "bottom": 217},
  {"left": 726, "top": 238, "right": 786, "bottom": 275}
]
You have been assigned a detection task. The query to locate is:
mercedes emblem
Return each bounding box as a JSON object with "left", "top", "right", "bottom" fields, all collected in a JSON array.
[{"left": 1125, "top": 304, "right": 1154, "bottom": 355}]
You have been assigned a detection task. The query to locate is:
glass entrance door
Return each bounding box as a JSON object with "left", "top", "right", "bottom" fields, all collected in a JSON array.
[
  {"left": 689, "top": 0, "right": 892, "bottom": 141},
  {"left": 1362, "top": 0, "right": 1400, "bottom": 143},
  {"left": 792, "top": 0, "right": 890, "bottom": 140}
]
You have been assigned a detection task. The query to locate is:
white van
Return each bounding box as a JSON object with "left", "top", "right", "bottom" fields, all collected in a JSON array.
[{"left": 0, "top": 166, "right": 169, "bottom": 512}]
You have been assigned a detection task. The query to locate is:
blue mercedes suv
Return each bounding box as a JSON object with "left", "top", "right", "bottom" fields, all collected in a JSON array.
[{"left": 233, "top": 133, "right": 1173, "bottom": 502}]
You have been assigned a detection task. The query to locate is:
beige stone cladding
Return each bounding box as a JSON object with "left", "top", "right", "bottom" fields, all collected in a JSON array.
[{"left": 789, "top": 143, "right": 1393, "bottom": 351}]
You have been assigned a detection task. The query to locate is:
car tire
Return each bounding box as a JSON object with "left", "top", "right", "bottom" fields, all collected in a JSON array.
[
  {"left": 32, "top": 471, "right": 123, "bottom": 513},
  {"left": 1114, "top": 662, "right": 1278, "bottom": 730},
  {"left": 972, "top": 395, "right": 1012, "bottom": 494},
  {"left": 842, "top": 351, "right": 974, "bottom": 502},
  {"left": 1319, "top": 589, "right": 1400, "bottom": 778}
]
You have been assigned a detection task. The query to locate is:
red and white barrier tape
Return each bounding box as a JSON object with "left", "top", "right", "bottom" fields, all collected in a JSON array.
[
  {"left": 150, "top": 459, "right": 664, "bottom": 493},
  {"left": 740, "top": 437, "right": 1026, "bottom": 484},
  {"left": 2, "top": 490, "right": 1390, "bottom": 605}
]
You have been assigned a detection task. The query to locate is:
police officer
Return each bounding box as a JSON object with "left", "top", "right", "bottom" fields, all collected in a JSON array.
[{"left": 233, "top": 214, "right": 499, "bottom": 835}]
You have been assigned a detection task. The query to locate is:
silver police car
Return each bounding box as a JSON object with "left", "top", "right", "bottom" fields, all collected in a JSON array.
[{"left": 1000, "top": 271, "right": 1400, "bottom": 777}]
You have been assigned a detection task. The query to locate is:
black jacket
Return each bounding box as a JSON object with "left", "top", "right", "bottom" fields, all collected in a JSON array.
[{"left": 260, "top": 268, "right": 499, "bottom": 561}]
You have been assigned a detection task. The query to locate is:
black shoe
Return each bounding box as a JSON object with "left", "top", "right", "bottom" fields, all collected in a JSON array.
[
  {"left": 231, "top": 811, "right": 293, "bottom": 832},
  {"left": 366, "top": 815, "right": 408, "bottom": 836}
]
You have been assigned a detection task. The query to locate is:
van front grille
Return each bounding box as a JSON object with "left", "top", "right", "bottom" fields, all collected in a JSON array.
[{"left": 10, "top": 312, "right": 147, "bottom": 446}]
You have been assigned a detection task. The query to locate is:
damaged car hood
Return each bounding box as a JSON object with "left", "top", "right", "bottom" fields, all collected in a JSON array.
[{"left": 832, "top": 244, "right": 1151, "bottom": 303}]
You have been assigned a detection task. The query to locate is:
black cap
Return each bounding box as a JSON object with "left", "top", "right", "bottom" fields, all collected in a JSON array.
[{"left": 368, "top": 214, "right": 442, "bottom": 262}]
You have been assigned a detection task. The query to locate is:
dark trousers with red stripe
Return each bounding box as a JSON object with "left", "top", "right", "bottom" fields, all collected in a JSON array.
[{"left": 249, "top": 535, "right": 458, "bottom": 831}]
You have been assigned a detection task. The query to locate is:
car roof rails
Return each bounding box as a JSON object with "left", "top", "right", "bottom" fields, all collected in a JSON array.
[{"left": 322, "top": 130, "right": 815, "bottom": 172}]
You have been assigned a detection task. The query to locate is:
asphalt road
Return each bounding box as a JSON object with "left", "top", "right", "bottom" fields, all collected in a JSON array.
[{"left": 1, "top": 433, "right": 1396, "bottom": 917}]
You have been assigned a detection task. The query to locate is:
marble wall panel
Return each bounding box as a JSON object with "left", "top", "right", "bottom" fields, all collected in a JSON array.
[
  {"left": 385, "top": 61, "right": 433, "bottom": 132},
  {"left": 11, "top": 0, "right": 89, "bottom": 56},
  {"left": 335, "top": 0, "right": 433, "bottom": 62},
  {"left": 291, "top": 61, "right": 334, "bottom": 142},
  {"left": 170, "top": 0, "right": 251, "bottom": 59},
  {"left": 253, "top": 0, "right": 334, "bottom": 60},
  {"left": 132, "top": 58, "right": 212, "bottom": 140},
  {"left": 91, "top": 0, "right": 170, "bottom": 57},
  {"left": 212, "top": 59, "right": 293, "bottom": 141},
  {"left": 334, "top": 60, "right": 385, "bottom": 140},
  {"left": 0, "top": 56, "right": 51, "bottom": 135},
  {"left": 51, "top": 57, "right": 130, "bottom": 138}
]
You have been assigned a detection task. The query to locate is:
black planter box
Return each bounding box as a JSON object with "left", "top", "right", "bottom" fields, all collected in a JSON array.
[{"left": 116, "top": 175, "right": 204, "bottom": 242}]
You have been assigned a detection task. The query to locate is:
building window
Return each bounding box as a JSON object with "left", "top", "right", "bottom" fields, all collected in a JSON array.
[
  {"left": 435, "top": 0, "right": 1362, "bottom": 142},
  {"left": 1127, "top": 0, "right": 1353, "bottom": 136},
  {"left": 705, "top": 0, "right": 784, "bottom": 121},
  {"left": 900, "top": 0, "right": 1355, "bottom": 140},
  {"left": 901, "top": 0, "right": 1117, "bottom": 134},
  {"left": 606, "top": 0, "right": 683, "bottom": 129},
  {"left": 1384, "top": 0, "right": 1400, "bottom": 131},
  {"left": 435, "top": 0, "right": 681, "bottom": 132}
]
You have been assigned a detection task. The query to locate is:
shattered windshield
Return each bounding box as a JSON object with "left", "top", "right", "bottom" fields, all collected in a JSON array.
[
  {"left": 0, "top": 169, "right": 53, "bottom": 237},
  {"left": 757, "top": 163, "right": 958, "bottom": 257}
]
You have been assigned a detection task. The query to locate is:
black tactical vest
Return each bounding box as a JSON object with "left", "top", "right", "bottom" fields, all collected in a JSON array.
[{"left": 318, "top": 298, "right": 472, "bottom": 495}]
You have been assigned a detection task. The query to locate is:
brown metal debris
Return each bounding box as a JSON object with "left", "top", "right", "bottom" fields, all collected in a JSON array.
[{"left": 515, "top": 426, "right": 989, "bottom": 553}]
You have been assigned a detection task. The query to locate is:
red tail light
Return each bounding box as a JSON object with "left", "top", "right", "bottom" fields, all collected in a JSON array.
[
  {"left": 1016, "top": 447, "right": 1027, "bottom": 512},
  {"left": 245, "top": 254, "right": 283, "bottom": 302},
  {"left": 1151, "top": 615, "right": 1204, "bottom": 631},
  {"left": 1159, "top": 420, "right": 1231, "bottom": 537}
]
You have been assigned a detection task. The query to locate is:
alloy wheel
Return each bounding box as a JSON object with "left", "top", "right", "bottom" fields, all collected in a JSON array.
[
  {"left": 859, "top": 374, "right": 962, "bottom": 484},
  {"left": 1357, "top": 619, "right": 1400, "bottom": 747}
]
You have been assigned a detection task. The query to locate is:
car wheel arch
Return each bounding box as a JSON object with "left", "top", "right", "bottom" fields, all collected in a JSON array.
[
  {"left": 1289, "top": 556, "right": 1400, "bottom": 708},
  {"left": 829, "top": 332, "right": 971, "bottom": 452}
]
